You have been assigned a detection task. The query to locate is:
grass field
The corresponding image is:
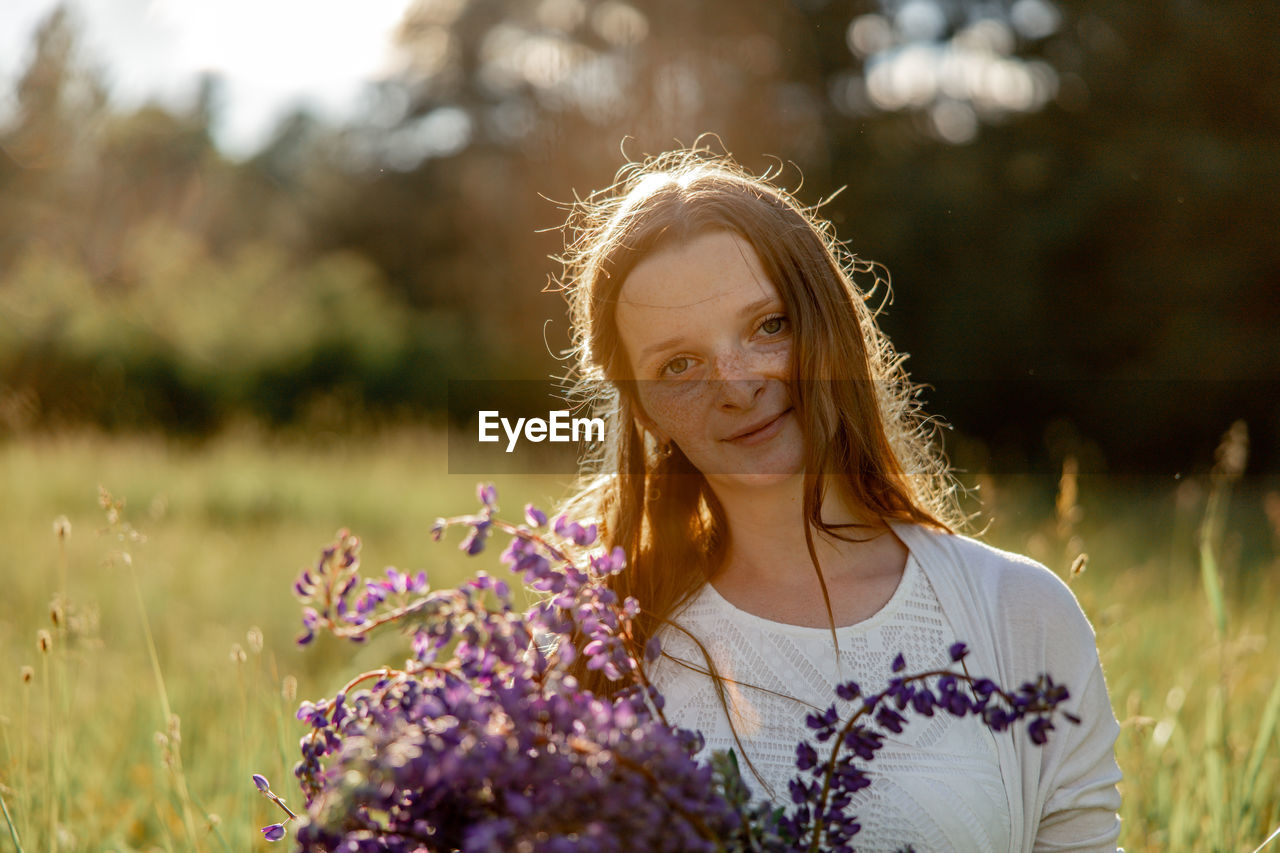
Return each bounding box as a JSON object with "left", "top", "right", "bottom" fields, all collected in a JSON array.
[{"left": 1, "top": 430, "right": 1276, "bottom": 852}]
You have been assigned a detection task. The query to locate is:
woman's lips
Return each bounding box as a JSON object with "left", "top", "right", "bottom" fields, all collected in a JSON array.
[{"left": 724, "top": 408, "right": 791, "bottom": 445}]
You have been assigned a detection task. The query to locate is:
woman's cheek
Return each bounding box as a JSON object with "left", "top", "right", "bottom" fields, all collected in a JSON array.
[
  {"left": 640, "top": 381, "right": 713, "bottom": 429},
  {"left": 766, "top": 341, "right": 794, "bottom": 378}
]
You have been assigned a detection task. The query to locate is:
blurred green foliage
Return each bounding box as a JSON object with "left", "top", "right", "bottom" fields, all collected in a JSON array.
[
  {"left": 0, "top": 221, "right": 473, "bottom": 431},
  {"left": 0, "top": 1, "right": 1275, "bottom": 471}
]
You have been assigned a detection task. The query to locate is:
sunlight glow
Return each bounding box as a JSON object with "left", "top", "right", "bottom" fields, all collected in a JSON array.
[
  {"left": 2, "top": 0, "right": 416, "bottom": 156},
  {"left": 841, "top": 2, "right": 1060, "bottom": 143},
  {"left": 148, "top": 0, "right": 413, "bottom": 84}
]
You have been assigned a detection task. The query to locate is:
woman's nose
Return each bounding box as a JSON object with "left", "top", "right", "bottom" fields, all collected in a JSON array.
[{"left": 709, "top": 352, "right": 767, "bottom": 408}]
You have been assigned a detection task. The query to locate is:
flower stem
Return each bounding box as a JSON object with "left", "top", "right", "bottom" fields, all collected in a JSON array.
[
  {"left": 127, "top": 562, "right": 201, "bottom": 849},
  {"left": 1, "top": 781, "right": 24, "bottom": 853},
  {"left": 42, "top": 652, "right": 54, "bottom": 853},
  {"left": 806, "top": 668, "right": 1048, "bottom": 852}
]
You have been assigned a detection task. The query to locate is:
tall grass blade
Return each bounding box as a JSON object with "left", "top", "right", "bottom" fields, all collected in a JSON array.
[
  {"left": 1252, "top": 823, "right": 1280, "bottom": 853},
  {"left": 1204, "top": 685, "right": 1228, "bottom": 848},
  {"left": 1196, "top": 476, "right": 1229, "bottom": 642},
  {"left": 1241, "top": 678, "right": 1280, "bottom": 827},
  {"left": 1167, "top": 714, "right": 1196, "bottom": 849},
  {"left": 1244, "top": 676, "right": 1280, "bottom": 787},
  {"left": 127, "top": 562, "right": 200, "bottom": 849},
  {"left": 41, "top": 652, "right": 55, "bottom": 853},
  {"left": 185, "top": 790, "right": 234, "bottom": 853},
  {"left": 1197, "top": 525, "right": 1228, "bottom": 640},
  {"left": 128, "top": 566, "right": 174, "bottom": 728},
  {"left": 1197, "top": 421, "right": 1247, "bottom": 641},
  {"left": 0, "top": 788, "right": 24, "bottom": 853}
]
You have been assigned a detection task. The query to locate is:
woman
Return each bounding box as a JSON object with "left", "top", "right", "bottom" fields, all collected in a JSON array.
[{"left": 553, "top": 148, "right": 1122, "bottom": 852}]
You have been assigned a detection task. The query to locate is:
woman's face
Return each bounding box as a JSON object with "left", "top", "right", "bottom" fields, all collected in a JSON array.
[{"left": 614, "top": 229, "right": 805, "bottom": 490}]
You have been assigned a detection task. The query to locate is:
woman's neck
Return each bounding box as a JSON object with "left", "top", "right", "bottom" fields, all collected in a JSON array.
[
  {"left": 704, "top": 475, "right": 909, "bottom": 626},
  {"left": 708, "top": 475, "right": 890, "bottom": 586}
]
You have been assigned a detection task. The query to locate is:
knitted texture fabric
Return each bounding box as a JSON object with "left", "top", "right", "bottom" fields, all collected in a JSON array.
[{"left": 649, "top": 555, "right": 1013, "bottom": 853}]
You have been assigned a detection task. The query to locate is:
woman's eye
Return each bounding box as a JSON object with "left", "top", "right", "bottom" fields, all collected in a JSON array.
[
  {"left": 759, "top": 315, "right": 787, "bottom": 335},
  {"left": 661, "top": 357, "right": 690, "bottom": 377}
]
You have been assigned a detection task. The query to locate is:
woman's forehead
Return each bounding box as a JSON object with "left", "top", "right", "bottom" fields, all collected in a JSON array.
[
  {"left": 616, "top": 230, "right": 777, "bottom": 313},
  {"left": 613, "top": 231, "right": 783, "bottom": 374}
]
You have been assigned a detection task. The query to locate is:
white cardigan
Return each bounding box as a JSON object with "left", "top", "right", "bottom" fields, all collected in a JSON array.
[
  {"left": 650, "top": 523, "right": 1123, "bottom": 852},
  {"left": 888, "top": 522, "right": 1123, "bottom": 852}
]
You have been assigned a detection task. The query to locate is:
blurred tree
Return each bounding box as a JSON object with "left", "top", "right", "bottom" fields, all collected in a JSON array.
[
  {"left": 309, "top": 0, "right": 846, "bottom": 372},
  {"left": 0, "top": 0, "right": 1273, "bottom": 467},
  {"left": 843, "top": 0, "right": 1280, "bottom": 470},
  {"left": 264, "top": 0, "right": 1277, "bottom": 465},
  {"left": 3, "top": 5, "right": 108, "bottom": 169},
  {"left": 0, "top": 5, "right": 109, "bottom": 270},
  {"left": 0, "top": 6, "right": 468, "bottom": 433}
]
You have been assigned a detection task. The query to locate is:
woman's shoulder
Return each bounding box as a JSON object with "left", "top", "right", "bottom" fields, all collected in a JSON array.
[
  {"left": 893, "top": 521, "right": 1096, "bottom": 640},
  {"left": 897, "top": 521, "right": 1069, "bottom": 591}
]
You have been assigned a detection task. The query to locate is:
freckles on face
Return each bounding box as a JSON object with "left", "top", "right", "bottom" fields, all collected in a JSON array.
[
  {"left": 635, "top": 379, "right": 709, "bottom": 448},
  {"left": 613, "top": 230, "right": 804, "bottom": 480}
]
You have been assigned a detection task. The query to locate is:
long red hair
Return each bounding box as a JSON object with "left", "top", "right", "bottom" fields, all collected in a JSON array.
[{"left": 550, "top": 148, "right": 958, "bottom": 784}]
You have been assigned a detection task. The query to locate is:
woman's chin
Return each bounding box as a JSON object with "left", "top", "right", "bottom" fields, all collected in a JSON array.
[{"left": 705, "top": 469, "right": 804, "bottom": 492}]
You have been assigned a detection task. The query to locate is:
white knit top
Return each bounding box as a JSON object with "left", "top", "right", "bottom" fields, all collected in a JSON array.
[
  {"left": 649, "top": 553, "right": 1012, "bottom": 853},
  {"left": 647, "top": 524, "right": 1124, "bottom": 853}
]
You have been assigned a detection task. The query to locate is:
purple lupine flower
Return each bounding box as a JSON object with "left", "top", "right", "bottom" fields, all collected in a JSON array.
[
  {"left": 843, "top": 725, "right": 883, "bottom": 761},
  {"left": 589, "top": 546, "right": 628, "bottom": 576},
  {"left": 552, "top": 513, "right": 571, "bottom": 537},
  {"left": 875, "top": 706, "right": 907, "bottom": 734},
  {"left": 886, "top": 678, "right": 915, "bottom": 709},
  {"left": 552, "top": 515, "right": 598, "bottom": 546},
  {"left": 789, "top": 778, "right": 819, "bottom": 804},
  {"left": 273, "top": 486, "right": 1079, "bottom": 853},
  {"left": 983, "top": 706, "right": 1013, "bottom": 731},
  {"left": 297, "top": 607, "right": 319, "bottom": 645},
  {"left": 261, "top": 823, "right": 286, "bottom": 842},
  {"left": 576, "top": 523, "right": 598, "bottom": 546},
  {"left": 911, "top": 688, "right": 937, "bottom": 716},
  {"left": 459, "top": 520, "right": 491, "bottom": 555},
  {"left": 524, "top": 503, "right": 547, "bottom": 527},
  {"left": 795, "top": 742, "right": 819, "bottom": 772},
  {"left": 805, "top": 705, "right": 840, "bottom": 742},
  {"left": 252, "top": 773, "right": 270, "bottom": 792},
  {"left": 1028, "top": 715, "right": 1055, "bottom": 745},
  {"left": 835, "top": 681, "right": 861, "bottom": 701}
]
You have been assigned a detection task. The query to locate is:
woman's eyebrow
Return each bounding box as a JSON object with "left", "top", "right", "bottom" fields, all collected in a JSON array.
[
  {"left": 738, "top": 296, "right": 780, "bottom": 317},
  {"left": 637, "top": 334, "right": 684, "bottom": 364},
  {"left": 636, "top": 297, "right": 783, "bottom": 363}
]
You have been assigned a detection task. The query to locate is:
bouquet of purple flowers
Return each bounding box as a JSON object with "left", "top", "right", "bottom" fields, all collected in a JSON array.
[{"left": 252, "top": 485, "right": 1077, "bottom": 852}]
